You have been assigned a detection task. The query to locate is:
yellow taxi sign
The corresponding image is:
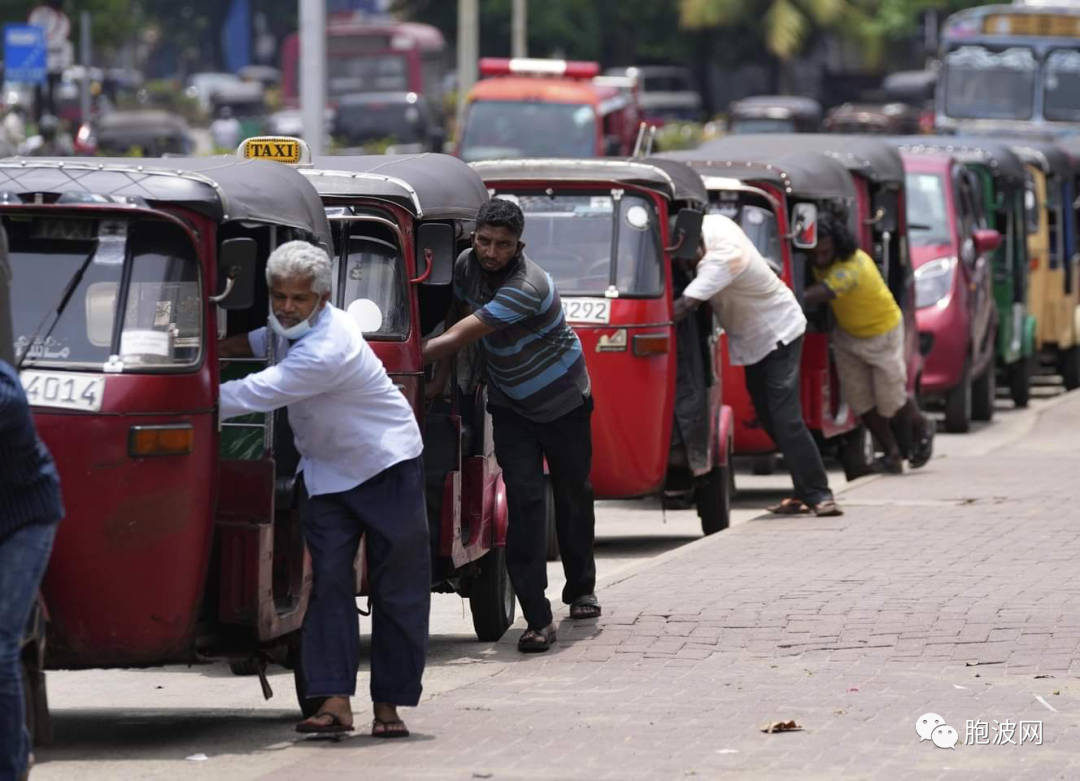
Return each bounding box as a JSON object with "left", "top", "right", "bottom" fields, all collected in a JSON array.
[{"left": 237, "top": 136, "right": 310, "bottom": 166}]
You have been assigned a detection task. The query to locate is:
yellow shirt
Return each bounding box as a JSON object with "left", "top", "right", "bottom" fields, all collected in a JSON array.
[{"left": 813, "top": 249, "right": 902, "bottom": 338}]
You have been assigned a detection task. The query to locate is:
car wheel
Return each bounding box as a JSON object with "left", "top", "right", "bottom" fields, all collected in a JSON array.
[
  {"left": 944, "top": 363, "right": 972, "bottom": 433},
  {"left": 469, "top": 546, "right": 516, "bottom": 642},
  {"left": 971, "top": 365, "right": 996, "bottom": 422}
]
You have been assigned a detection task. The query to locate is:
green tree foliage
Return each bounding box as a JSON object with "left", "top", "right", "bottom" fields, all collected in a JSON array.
[{"left": 4, "top": 0, "right": 140, "bottom": 52}]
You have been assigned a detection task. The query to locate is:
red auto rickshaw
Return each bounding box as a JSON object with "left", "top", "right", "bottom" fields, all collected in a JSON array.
[
  {"left": 661, "top": 148, "right": 872, "bottom": 477},
  {"left": 470, "top": 157, "right": 734, "bottom": 537}
]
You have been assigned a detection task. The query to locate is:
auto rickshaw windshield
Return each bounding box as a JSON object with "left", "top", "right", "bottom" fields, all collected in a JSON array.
[
  {"left": 905, "top": 172, "right": 953, "bottom": 247},
  {"left": 7, "top": 215, "right": 201, "bottom": 371},
  {"left": 514, "top": 192, "right": 663, "bottom": 297},
  {"left": 333, "top": 228, "right": 409, "bottom": 340}
]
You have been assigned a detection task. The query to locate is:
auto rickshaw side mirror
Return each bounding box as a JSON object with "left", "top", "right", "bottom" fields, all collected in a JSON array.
[
  {"left": 668, "top": 208, "right": 704, "bottom": 261},
  {"left": 213, "top": 238, "right": 258, "bottom": 310},
  {"left": 791, "top": 203, "right": 819, "bottom": 249},
  {"left": 973, "top": 228, "right": 1002, "bottom": 256},
  {"left": 416, "top": 222, "right": 455, "bottom": 285}
]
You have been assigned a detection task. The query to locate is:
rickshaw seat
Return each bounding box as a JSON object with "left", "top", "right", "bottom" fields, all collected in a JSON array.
[{"left": 275, "top": 475, "right": 298, "bottom": 513}]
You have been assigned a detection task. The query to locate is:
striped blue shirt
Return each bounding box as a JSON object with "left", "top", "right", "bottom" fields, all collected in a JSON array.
[{"left": 455, "top": 249, "right": 589, "bottom": 423}]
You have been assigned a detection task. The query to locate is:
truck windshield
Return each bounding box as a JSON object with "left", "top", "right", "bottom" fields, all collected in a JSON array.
[
  {"left": 1044, "top": 49, "right": 1080, "bottom": 122},
  {"left": 905, "top": 173, "right": 952, "bottom": 246},
  {"left": 460, "top": 101, "right": 596, "bottom": 162},
  {"left": 943, "top": 46, "right": 1036, "bottom": 120},
  {"left": 326, "top": 52, "right": 410, "bottom": 98},
  {"left": 7, "top": 216, "right": 201, "bottom": 370},
  {"left": 516, "top": 193, "right": 663, "bottom": 297}
]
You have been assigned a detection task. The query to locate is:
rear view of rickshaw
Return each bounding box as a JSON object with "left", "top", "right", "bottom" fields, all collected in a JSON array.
[
  {"left": 661, "top": 147, "right": 870, "bottom": 478},
  {"left": 251, "top": 142, "right": 516, "bottom": 644},
  {"left": 1008, "top": 140, "right": 1080, "bottom": 391},
  {"left": 4, "top": 156, "right": 333, "bottom": 734},
  {"left": 897, "top": 138, "right": 1038, "bottom": 407},
  {"left": 469, "top": 158, "right": 734, "bottom": 536}
]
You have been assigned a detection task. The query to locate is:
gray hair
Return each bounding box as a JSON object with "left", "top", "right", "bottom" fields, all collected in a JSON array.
[{"left": 265, "top": 240, "right": 333, "bottom": 296}]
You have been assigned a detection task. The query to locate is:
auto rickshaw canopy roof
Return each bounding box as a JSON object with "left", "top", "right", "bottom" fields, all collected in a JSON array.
[
  {"left": 468, "top": 157, "right": 709, "bottom": 208},
  {"left": 728, "top": 96, "right": 823, "bottom": 121},
  {"left": 891, "top": 136, "right": 1029, "bottom": 184},
  {"left": 659, "top": 148, "right": 857, "bottom": 203},
  {"left": 699, "top": 134, "right": 906, "bottom": 186},
  {"left": 306, "top": 153, "right": 489, "bottom": 221},
  {"left": 1003, "top": 139, "right": 1076, "bottom": 177},
  {"left": 0, "top": 157, "right": 332, "bottom": 247}
]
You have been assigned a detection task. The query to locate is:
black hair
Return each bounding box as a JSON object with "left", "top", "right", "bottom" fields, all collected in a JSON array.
[
  {"left": 476, "top": 198, "right": 525, "bottom": 238},
  {"left": 817, "top": 210, "right": 859, "bottom": 261}
]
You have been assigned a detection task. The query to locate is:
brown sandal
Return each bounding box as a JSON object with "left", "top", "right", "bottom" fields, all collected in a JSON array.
[
  {"left": 767, "top": 498, "right": 811, "bottom": 515},
  {"left": 812, "top": 500, "right": 843, "bottom": 517}
]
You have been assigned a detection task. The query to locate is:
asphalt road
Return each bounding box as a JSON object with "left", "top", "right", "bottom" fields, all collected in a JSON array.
[{"left": 30, "top": 376, "right": 1066, "bottom": 780}]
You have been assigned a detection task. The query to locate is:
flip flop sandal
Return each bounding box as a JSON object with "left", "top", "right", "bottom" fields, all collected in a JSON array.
[
  {"left": 812, "top": 500, "right": 844, "bottom": 517},
  {"left": 372, "top": 717, "right": 410, "bottom": 739},
  {"left": 767, "top": 498, "right": 811, "bottom": 515},
  {"left": 517, "top": 625, "right": 556, "bottom": 653},
  {"left": 570, "top": 594, "right": 602, "bottom": 620},
  {"left": 296, "top": 712, "right": 355, "bottom": 734}
]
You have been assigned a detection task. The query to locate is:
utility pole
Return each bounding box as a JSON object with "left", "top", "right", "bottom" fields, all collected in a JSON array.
[
  {"left": 300, "top": 0, "right": 326, "bottom": 156},
  {"left": 456, "top": 0, "right": 479, "bottom": 131},
  {"left": 511, "top": 0, "right": 527, "bottom": 59},
  {"left": 79, "top": 12, "right": 91, "bottom": 125}
]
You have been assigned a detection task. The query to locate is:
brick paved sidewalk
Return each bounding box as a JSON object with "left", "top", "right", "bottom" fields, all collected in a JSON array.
[{"left": 263, "top": 394, "right": 1080, "bottom": 781}]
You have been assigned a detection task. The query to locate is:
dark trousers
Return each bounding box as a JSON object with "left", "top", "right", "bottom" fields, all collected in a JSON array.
[
  {"left": 490, "top": 397, "right": 597, "bottom": 630},
  {"left": 744, "top": 337, "right": 833, "bottom": 506},
  {"left": 299, "top": 455, "right": 430, "bottom": 706}
]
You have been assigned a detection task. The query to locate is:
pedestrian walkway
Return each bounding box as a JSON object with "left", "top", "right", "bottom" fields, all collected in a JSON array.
[{"left": 263, "top": 393, "right": 1080, "bottom": 781}]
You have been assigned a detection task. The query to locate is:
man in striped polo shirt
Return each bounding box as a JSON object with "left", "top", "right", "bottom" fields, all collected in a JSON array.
[{"left": 423, "top": 198, "right": 599, "bottom": 653}]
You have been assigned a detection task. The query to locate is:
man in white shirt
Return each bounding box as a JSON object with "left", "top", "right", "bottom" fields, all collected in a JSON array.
[
  {"left": 673, "top": 214, "right": 841, "bottom": 517},
  {"left": 219, "top": 241, "right": 427, "bottom": 738}
]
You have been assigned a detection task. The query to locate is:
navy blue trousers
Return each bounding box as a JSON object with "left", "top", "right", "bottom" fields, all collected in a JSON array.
[{"left": 299, "top": 455, "right": 430, "bottom": 706}]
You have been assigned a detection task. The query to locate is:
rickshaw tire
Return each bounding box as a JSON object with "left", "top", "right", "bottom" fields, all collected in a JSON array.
[
  {"left": 841, "top": 425, "right": 874, "bottom": 482},
  {"left": 695, "top": 465, "right": 730, "bottom": 536},
  {"left": 751, "top": 454, "right": 778, "bottom": 476},
  {"left": 544, "top": 477, "right": 560, "bottom": 562},
  {"left": 229, "top": 659, "right": 262, "bottom": 676},
  {"left": 469, "top": 546, "right": 516, "bottom": 642},
  {"left": 1059, "top": 346, "right": 1080, "bottom": 391},
  {"left": 943, "top": 364, "right": 972, "bottom": 433},
  {"left": 971, "top": 366, "right": 996, "bottom": 422},
  {"left": 21, "top": 659, "right": 51, "bottom": 747},
  {"left": 1009, "top": 358, "right": 1032, "bottom": 408}
]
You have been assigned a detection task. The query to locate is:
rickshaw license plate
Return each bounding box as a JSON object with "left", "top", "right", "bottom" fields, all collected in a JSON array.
[
  {"left": 20, "top": 371, "right": 106, "bottom": 413},
  {"left": 562, "top": 298, "right": 611, "bottom": 324}
]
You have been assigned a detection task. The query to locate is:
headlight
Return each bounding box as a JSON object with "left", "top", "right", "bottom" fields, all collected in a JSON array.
[{"left": 914, "top": 256, "right": 957, "bottom": 309}]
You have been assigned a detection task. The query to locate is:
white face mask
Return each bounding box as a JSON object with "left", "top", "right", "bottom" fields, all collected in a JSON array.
[{"left": 269, "top": 304, "right": 320, "bottom": 340}]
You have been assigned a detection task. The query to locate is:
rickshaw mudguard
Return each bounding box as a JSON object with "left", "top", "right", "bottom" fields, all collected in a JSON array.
[
  {"left": 454, "top": 454, "right": 500, "bottom": 566},
  {"left": 37, "top": 402, "right": 217, "bottom": 668},
  {"left": 717, "top": 405, "right": 734, "bottom": 467}
]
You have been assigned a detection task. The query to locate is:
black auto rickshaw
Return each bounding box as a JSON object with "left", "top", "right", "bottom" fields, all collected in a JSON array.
[
  {"left": 824, "top": 103, "right": 923, "bottom": 136},
  {"left": 727, "top": 96, "right": 822, "bottom": 135},
  {"left": 79, "top": 110, "right": 195, "bottom": 157}
]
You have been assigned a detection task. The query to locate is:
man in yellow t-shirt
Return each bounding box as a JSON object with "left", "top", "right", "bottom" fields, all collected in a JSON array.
[{"left": 804, "top": 213, "right": 934, "bottom": 474}]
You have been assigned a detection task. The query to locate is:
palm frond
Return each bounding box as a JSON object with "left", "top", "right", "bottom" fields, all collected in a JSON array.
[
  {"left": 764, "top": 0, "right": 809, "bottom": 60},
  {"left": 678, "top": 0, "right": 748, "bottom": 29}
]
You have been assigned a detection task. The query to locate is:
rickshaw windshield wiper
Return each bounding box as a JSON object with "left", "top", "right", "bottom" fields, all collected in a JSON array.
[{"left": 16, "top": 240, "right": 100, "bottom": 372}]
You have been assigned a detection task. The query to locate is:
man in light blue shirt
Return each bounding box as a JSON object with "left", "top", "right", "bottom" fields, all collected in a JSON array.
[{"left": 219, "top": 241, "right": 427, "bottom": 739}]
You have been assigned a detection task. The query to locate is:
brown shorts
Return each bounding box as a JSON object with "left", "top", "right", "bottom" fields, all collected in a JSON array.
[{"left": 834, "top": 323, "right": 908, "bottom": 418}]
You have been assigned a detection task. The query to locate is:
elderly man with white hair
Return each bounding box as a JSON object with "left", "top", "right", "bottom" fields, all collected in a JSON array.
[{"left": 218, "top": 240, "right": 427, "bottom": 738}]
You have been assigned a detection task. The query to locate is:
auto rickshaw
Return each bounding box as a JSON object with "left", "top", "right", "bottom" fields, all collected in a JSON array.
[
  {"left": 896, "top": 137, "right": 1038, "bottom": 407},
  {"left": 469, "top": 158, "right": 733, "bottom": 537},
  {"left": 233, "top": 138, "right": 514, "bottom": 649},
  {"left": 727, "top": 96, "right": 822, "bottom": 135},
  {"left": 75, "top": 109, "right": 195, "bottom": 157},
  {"left": 2, "top": 155, "right": 335, "bottom": 737},
  {"left": 823, "top": 103, "right": 923, "bottom": 136},
  {"left": 1007, "top": 139, "right": 1080, "bottom": 390},
  {"left": 661, "top": 147, "right": 874, "bottom": 478}
]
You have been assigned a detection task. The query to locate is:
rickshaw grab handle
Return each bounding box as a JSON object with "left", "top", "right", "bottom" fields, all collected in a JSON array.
[
  {"left": 410, "top": 248, "right": 435, "bottom": 284},
  {"left": 664, "top": 230, "right": 687, "bottom": 255},
  {"left": 209, "top": 269, "right": 238, "bottom": 304}
]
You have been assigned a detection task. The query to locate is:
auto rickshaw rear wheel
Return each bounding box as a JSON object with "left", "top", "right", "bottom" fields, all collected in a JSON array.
[
  {"left": 695, "top": 443, "right": 732, "bottom": 536},
  {"left": 971, "top": 365, "right": 996, "bottom": 422},
  {"left": 751, "top": 454, "right": 778, "bottom": 476},
  {"left": 841, "top": 425, "right": 875, "bottom": 482},
  {"left": 229, "top": 659, "right": 262, "bottom": 676},
  {"left": 1059, "top": 346, "right": 1080, "bottom": 391},
  {"left": 469, "top": 545, "right": 516, "bottom": 642},
  {"left": 1010, "top": 358, "right": 1032, "bottom": 408},
  {"left": 544, "top": 476, "right": 560, "bottom": 562},
  {"left": 944, "top": 363, "right": 972, "bottom": 433}
]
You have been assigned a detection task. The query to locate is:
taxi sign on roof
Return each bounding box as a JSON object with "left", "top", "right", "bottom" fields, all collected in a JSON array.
[{"left": 237, "top": 136, "right": 310, "bottom": 166}]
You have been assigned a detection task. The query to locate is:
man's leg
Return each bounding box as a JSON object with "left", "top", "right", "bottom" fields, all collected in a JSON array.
[
  {"left": 758, "top": 339, "right": 834, "bottom": 507},
  {"left": 490, "top": 406, "right": 552, "bottom": 631},
  {"left": 298, "top": 487, "right": 364, "bottom": 716},
  {"left": 743, "top": 358, "right": 777, "bottom": 443},
  {"left": 343, "top": 456, "right": 431, "bottom": 732},
  {"left": 536, "top": 396, "right": 597, "bottom": 609},
  {"left": 0, "top": 524, "right": 56, "bottom": 781}
]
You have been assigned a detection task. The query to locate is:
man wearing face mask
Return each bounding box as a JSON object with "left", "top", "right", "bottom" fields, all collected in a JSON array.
[
  {"left": 422, "top": 199, "right": 598, "bottom": 654},
  {"left": 217, "top": 241, "right": 427, "bottom": 739}
]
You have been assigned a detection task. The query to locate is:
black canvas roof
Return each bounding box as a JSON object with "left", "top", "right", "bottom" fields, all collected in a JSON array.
[
  {"left": 1003, "top": 139, "right": 1075, "bottom": 177},
  {"left": 891, "top": 136, "right": 1029, "bottom": 183},
  {"left": 307, "top": 153, "right": 488, "bottom": 220},
  {"left": 659, "top": 148, "right": 856, "bottom": 202},
  {"left": 0, "top": 157, "right": 331, "bottom": 246},
  {"left": 699, "top": 134, "right": 906, "bottom": 186},
  {"left": 468, "top": 157, "right": 708, "bottom": 207}
]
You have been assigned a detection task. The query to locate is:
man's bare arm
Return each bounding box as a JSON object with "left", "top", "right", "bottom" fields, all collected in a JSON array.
[
  {"left": 218, "top": 334, "right": 254, "bottom": 358},
  {"left": 673, "top": 295, "right": 705, "bottom": 323},
  {"left": 803, "top": 283, "right": 836, "bottom": 309}
]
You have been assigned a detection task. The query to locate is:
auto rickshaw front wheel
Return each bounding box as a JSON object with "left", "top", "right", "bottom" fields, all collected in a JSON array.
[
  {"left": 1058, "top": 346, "right": 1080, "bottom": 391},
  {"left": 469, "top": 546, "right": 516, "bottom": 642},
  {"left": 695, "top": 453, "right": 732, "bottom": 536},
  {"left": 1009, "top": 358, "right": 1032, "bottom": 408},
  {"left": 971, "top": 365, "right": 996, "bottom": 422},
  {"left": 944, "top": 363, "right": 973, "bottom": 433}
]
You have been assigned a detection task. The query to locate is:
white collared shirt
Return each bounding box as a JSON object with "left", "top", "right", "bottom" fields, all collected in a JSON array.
[
  {"left": 220, "top": 305, "right": 422, "bottom": 496},
  {"left": 683, "top": 214, "right": 806, "bottom": 366}
]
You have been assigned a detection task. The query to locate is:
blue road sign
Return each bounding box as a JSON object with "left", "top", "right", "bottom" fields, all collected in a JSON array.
[{"left": 4, "top": 24, "right": 47, "bottom": 85}]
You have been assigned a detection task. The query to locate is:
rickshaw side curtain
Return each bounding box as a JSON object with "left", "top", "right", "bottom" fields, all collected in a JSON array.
[{"left": 671, "top": 264, "right": 711, "bottom": 473}]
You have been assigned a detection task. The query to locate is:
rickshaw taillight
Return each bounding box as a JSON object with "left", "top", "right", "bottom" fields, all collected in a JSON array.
[
  {"left": 129, "top": 424, "right": 194, "bottom": 457},
  {"left": 632, "top": 333, "right": 670, "bottom": 357}
]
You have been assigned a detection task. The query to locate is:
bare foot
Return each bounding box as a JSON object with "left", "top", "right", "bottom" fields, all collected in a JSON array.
[{"left": 372, "top": 702, "right": 410, "bottom": 738}]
